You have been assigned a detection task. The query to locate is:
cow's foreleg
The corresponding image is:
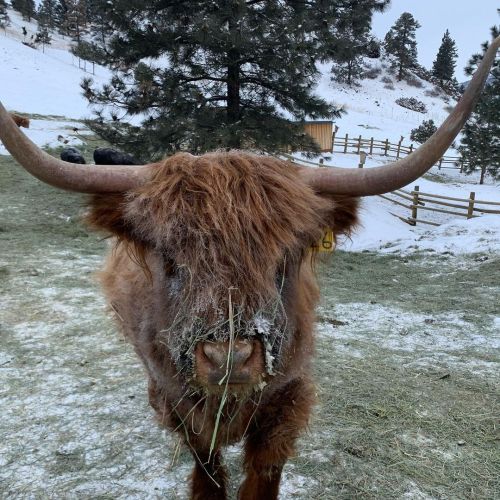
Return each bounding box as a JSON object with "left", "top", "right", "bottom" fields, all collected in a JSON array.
[
  {"left": 190, "top": 449, "right": 228, "bottom": 500},
  {"left": 238, "top": 378, "right": 314, "bottom": 500}
]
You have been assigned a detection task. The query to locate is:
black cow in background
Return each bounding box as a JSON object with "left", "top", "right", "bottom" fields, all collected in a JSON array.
[
  {"left": 60, "top": 147, "right": 86, "bottom": 164},
  {"left": 94, "top": 148, "right": 138, "bottom": 165},
  {"left": 60, "top": 147, "right": 138, "bottom": 166}
]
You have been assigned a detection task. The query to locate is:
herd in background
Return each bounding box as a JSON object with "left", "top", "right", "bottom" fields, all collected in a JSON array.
[{"left": 9, "top": 111, "right": 136, "bottom": 165}]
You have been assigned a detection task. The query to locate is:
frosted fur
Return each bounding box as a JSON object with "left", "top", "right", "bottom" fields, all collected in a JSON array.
[
  {"left": 87, "top": 151, "right": 358, "bottom": 376},
  {"left": 86, "top": 151, "right": 359, "bottom": 498}
]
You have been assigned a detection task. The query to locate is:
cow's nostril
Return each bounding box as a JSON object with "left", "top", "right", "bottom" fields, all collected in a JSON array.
[
  {"left": 231, "top": 341, "right": 253, "bottom": 368},
  {"left": 202, "top": 343, "right": 226, "bottom": 369},
  {"left": 202, "top": 340, "right": 254, "bottom": 370}
]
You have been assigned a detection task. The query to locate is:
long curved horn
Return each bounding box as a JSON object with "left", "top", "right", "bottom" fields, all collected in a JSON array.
[
  {"left": 0, "top": 101, "right": 155, "bottom": 193},
  {"left": 302, "top": 35, "right": 500, "bottom": 196}
]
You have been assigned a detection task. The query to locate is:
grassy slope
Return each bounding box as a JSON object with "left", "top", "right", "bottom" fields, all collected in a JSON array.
[{"left": 0, "top": 154, "right": 498, "bottom": 499}]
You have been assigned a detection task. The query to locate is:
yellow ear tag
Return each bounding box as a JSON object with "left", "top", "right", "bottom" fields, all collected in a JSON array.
[{"left": 313, "top": 228, "right": 336, "bottom": 252}]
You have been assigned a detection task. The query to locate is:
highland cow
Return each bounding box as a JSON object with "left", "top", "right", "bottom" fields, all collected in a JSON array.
[{"left": 0, "top": 36, "right": 497, "bottom": 500}]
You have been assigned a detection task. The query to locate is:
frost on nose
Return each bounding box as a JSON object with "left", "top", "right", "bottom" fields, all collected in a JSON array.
[{"left": 253, "top": 314, "right": 277, "bottom": 376}]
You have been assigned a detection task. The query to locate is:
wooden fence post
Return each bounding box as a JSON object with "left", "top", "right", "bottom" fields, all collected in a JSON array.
[
  {"left": 332, "top": 126, "right": 338, "bottom": 152},
  {"left": 384, "top": 138, "right": 389, "bottom": 156},
  {"left": 396, "top": 138, "right": 402, "bottom": 159},
  {"left": 411, "top": 185, "right": 419, "bottom": 225},
  {"left": 409, "top": 144, "right": 413, "bottom": 154},
  {"left": 357, "top": 135, "right": 362, "bottom": 154},
  {"left": 319, "top": 158, "right": 325, "bottom": 167},
  {"left": 459, "top": 161, "right": 464, "bottom": 173},
  {"left": 438, "top": 158, "right": 443, "bottom": 170},
  {"left": 369, "top": 137, "right": 374, "bottom": 155},
  {"left": 344, "top": 134, "right": 349, "bottom": 153},
  {"left": 467, "top": 192, "right": 475, "bottom": 219},
  {"left": 358, "top": 151, "right": 367, "bottom": 168}
]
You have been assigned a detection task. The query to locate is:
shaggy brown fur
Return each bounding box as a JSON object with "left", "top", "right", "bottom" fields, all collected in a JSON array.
[
  {"left": 86, "top": 151, "right": 358, "bottom": 499},
  {"left": 10, "top": 113, "right": 30, "bottom": 128}
]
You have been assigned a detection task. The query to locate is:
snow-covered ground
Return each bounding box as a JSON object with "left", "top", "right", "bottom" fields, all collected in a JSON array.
[
  {"left": 0, "top": 10, "right": 110, "bottom": 117},
  {"left": 292, "top": 152, "right": 500, "bottom": 254},
  {"left": 0, "top": 7, "right": 498, "bottom": 256},
  {"left": 0, "top": 9, "right": 110, "bottom": 150}
]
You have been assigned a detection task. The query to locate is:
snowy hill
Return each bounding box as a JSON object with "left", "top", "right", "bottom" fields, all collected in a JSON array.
[
  {"left": 317, "top": 58, "right": 454, "bottom": 145},
  {"left": 0, "top": 8, "right": 498, "bottom": 255},
  {"left": 0, "top": 9, "right": 110, "bottom": 117}
]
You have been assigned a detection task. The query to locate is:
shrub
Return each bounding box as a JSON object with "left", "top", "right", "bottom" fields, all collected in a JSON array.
[
  {"left": 364, "top": 66, "right": 382, "bottom": 79},
  {"left": 381, "top": 75, "right": 393, "bottom": 84},
  {"left": 410, "top": 119, "right": 437, "bottom": 143},
  {"left": 424, "top": 87, "right": 441, "bottom": 98},
  {"left": 384, "top": 83, "right": 395, "bottom": 90},
  {"left": 395, "top": 97, "right": 427, "bottom": 113},
  {"left": 366, "top": 38, "right": 381, "bottom": 59},
  {"left": 405, "top": 74, "right": 423, "bottom": 88}
]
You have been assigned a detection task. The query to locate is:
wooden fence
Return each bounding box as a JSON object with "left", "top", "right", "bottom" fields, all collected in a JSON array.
[
  {"left": 281, "top": 154, "right": 499, "bottom": 226},
  {"left": 331, "top": 130, "right": 472, "bottom": 172},
  {"left": 379, "top": 186, "right": 500, "bottom": 226}
]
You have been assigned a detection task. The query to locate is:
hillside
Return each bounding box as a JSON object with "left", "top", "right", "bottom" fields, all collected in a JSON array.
[
  {"left": 317, "top": 58, "right": 455, "bottom": 145},
  {"left": 1, "top": 8, "right": 498, "bottom": 255}
]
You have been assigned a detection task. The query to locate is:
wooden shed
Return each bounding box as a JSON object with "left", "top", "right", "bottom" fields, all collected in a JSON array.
[{"left": 304, "top": 121, "right": 333, "bottom": 152}]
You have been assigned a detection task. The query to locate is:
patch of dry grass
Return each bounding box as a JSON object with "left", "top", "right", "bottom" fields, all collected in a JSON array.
[{"left": 0, "top": 153, "right": 498, "bottom": 499}]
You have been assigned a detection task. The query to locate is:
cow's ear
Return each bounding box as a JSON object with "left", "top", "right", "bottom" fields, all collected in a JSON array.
[
  {"left": 321, "top": 196, "right": 360, "bottom": 237},
  {"left": 85, "top": 193, "right": 132, "bottom": 239}
]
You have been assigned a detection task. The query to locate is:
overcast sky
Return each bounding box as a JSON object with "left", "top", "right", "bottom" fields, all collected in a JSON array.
[{"left": 371, "top": 0, "right": 499, "bottom": 80}]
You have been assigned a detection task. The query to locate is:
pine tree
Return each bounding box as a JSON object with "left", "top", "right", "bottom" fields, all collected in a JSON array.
[
  {"left": 37, "top": 0, "right": 58, "bottom": 30},
  {"left": 432, "top": 29, "right": 458, "bottom": 82},
  {"left": 459, "top": 26, "right": 500, "bottom": 184},
  {"left": 0, "top": 0, "right": 10, "bottom": 30},
  {"left": 79, "top": 1, "right": 391, "bottom": 158},
  {"left": 54, "top": 1, "right": 72, "bottom": 36},
  {"left": 35, "top": 18, "right": 52, "bottom": 52},
  {"left": 61, "top": 0, "right": 87, "bottom": 41},
  {"left": 85, "top": 0, "right": 100, "bottom": 24},
  {"left": 410, "top": 119, "right": 437, "bottom": 144},
  {"left": 11, "top": 0, "right": 36, "bottom": 22},
  {"left": 384, "top": 12, "right": 421, "bottom": 81},
  {"left": 328, "top": 0, "right": 389, "bottom": 86}
]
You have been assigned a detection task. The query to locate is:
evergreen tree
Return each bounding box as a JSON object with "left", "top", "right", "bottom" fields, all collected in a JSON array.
[
  {"left": 410, "top": 119, "right": 437, "bottom": 144},
  {"left": 11, "top": 0, "right": 36, "bottom": 22},
  {"left": 64, "top": 0, "right": 87, "bottom": 41},
  {"left": 366, "top": 38, "right": 381, "bottom": 59},
  {"left": 80, "top": 1, "right": 387, "bottom": 158},
  {"left": 37, "top": 0, "right": 58, "bottom": 30},
  {"left": 432, "top": 29, "right": 458, "bottom": 82},
  {"left": 0, "top": 0, "right": 10, "bottom": 30},
  {"left": 35, "top": 20, "right": 52, "bottom": 52},
  {"left": 54, "top": 1, "right": 72, "bottom": 36},
  {"left": 85, "top": 0, "right": 100, "bottom": 24},
  {"left": 459, "top": 26, "right": 500, "bottom": 184},
  {"left": 328, "top": 0, "right": 389, "bottom": 86},
  {"left": 384, "top": 12, "right": 421, "bottom": 81}
]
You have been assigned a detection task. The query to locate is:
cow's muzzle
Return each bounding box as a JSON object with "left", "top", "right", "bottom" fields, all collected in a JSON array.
[{"left": 194, "top": 339, "right": 265, "bottom": 389}]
